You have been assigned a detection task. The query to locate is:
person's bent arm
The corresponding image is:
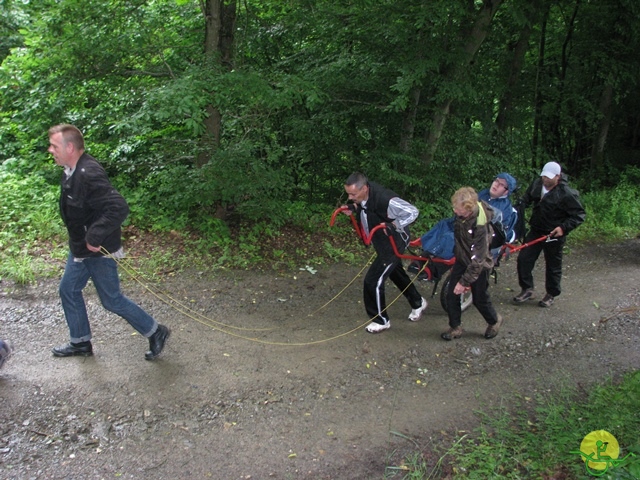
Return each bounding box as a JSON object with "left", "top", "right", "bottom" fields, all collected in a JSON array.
[{"left": 387, "top": 197, "right": 419, "bottom": 229}]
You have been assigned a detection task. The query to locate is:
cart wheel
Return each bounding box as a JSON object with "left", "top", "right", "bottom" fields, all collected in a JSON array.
[{"left": 439, "top": 272, "right": 473, "bottom": 313}]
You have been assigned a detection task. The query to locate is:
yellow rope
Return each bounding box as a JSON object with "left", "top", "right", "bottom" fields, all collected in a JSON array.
[
  {"left": 306, "top": 253, "right": 374, "bottom": 317},
  {"left": 111, "top": 252, "right": 272, "bottom": 332},
  {"left": 102, "top": 248, "right": 427, "bottom": 346}
]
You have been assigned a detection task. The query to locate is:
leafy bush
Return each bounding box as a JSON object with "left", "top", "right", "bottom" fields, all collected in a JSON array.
[
  {"left": 120, "top": 141, "right": 294, "bottom": 238},
  {"left": 0, "top": 170, "right": 62, "bottom": 247},
  {"left": 0, "top": 168, "right": 64, "bottom": 283},
  {"left": 571, "top": 181, "right": 640, "bottom": 242}
]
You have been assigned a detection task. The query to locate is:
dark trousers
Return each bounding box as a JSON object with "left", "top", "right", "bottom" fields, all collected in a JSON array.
[
  {"left": 446, "top": 261, "right": 498, "bottom": 329},
  {"left": 516, "top": 231, "right": 565, "bottom": 297},
  {"left": 364, "top": 233, "right": 422, "bottom": 324}
]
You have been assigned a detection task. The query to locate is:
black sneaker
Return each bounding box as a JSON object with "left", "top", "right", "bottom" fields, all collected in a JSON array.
[
  {"left": 52, "top": 342, "right": 93, "bottom": 357},
  {"left": 145, "top": 325, "right": 171, "bottom": 360},
  {"left": 513, "top": 289, "right": 534, "bottom": 303}
]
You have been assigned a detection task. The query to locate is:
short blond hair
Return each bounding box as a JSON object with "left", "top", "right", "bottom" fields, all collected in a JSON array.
[{"left": 451, "top": 187, "right": 477, "bottom": 214}]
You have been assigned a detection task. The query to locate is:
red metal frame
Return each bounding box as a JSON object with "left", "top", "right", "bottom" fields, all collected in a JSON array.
[{"left": 331, "top": 206, "right": 553, "bottom": 281}]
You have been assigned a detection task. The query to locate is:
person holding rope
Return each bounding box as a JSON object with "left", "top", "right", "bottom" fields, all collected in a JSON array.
[
  {"left": 343, "top": 172, "right": 427, "bottom": 333},
  {"left": 47, "top": 124, "right": 170, "bottom": 360},
  {"left": 441, "top": 187, "right": 503, "bottom": 341},
  {"left": 513, "top": 161, "right": 586, "bottom": 307}
]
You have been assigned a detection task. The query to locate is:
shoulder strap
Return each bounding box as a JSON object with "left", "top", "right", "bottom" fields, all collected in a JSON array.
[{"left": 476, "top": 202, "right": 488, "bottom": 226}]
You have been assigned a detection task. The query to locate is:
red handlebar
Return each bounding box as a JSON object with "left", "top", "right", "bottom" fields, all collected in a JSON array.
[
  {"left": 330, "top": 206, "right": 364, "bottom": 241},
  {"left": 502, "top": 235, "right": 553, "bottom": 255}
]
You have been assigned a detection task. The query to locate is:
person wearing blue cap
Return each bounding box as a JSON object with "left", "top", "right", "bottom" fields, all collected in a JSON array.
[
  {"left": 409, "top": 173, "right": 518, "bottom": 276},
  {"left": 513, "top": 161, "right": 586, "bottom": 307},
  {"left": 478, "top": 172, "right": 518, "bottom": 244}
]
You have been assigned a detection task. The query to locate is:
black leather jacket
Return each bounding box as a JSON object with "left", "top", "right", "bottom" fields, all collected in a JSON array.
[
  {"left": 59, "top": 153, "right": 129, "bottom": 257},
  {"left": 519, "top": 175, "right": 586, "bottom": 236}
]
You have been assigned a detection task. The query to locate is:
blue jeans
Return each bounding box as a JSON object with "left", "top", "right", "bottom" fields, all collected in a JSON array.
[{"left": 59, "top": 253, "right": 158, "bottom": 343}]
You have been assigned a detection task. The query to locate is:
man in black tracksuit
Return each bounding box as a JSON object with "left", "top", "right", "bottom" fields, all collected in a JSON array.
[
  {"left": 343, "top": 172, "right": 427, "bottom": 333},
  {"left": 513, "top": 162, "right": 586, "bottom": 307}
]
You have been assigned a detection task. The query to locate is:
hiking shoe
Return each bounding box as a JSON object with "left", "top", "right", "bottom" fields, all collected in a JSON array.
[
  {"left": 538, "top": 294, "right": 555, "bottom": 308},
  {"left": 365, "top": 321, "right": 390, "bottom": 333},
  {"left": 513, "top": 289, "right": 534, "bottom": 303},
  {"left": 440, "top": 326, "right": 463, "bottom": 341},
  {"left": 484, "top": 314, "right": 503, "bottom": 339},
  {"left": 408, "top": 297, "right": 428, "bottom": 321}
]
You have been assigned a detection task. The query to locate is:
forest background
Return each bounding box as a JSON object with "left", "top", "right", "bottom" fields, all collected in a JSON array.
[
  {"left": 1, "top": 0, "right": 640, "bottom": 279},
  {"left": 2, "top": 2, "right": 640, "bottom": 478}
]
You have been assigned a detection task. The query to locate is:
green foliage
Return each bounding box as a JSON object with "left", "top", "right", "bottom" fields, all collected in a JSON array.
[
  {"left": 1, "top": 0, "right": 640, "bottom": 284},
  {"left": 0, "top": 167, "right": 64, "bottom": 283},
  {"left": 323, "top": 241, "right": 358, "bottom": 264},
  {"left": 0, "top": 169, "right": 62, "bottom": 244},
  {"left": 389, "top": 371, "right": 640, "bottom": 479},
  {"left": 0, "top": 254, "right": 35, "bottom": 285},
  {"left": 121, "top": 140, "right": 294, "bottom": 235},
  {"left": 570, "top": 181, "right": 640, "bottom": 243}
]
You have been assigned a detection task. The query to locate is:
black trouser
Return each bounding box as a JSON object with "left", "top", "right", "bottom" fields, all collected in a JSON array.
[
  {"left": 364, "top": 232, "right": 422, "bottom": 324},
  {"left": 446, "top": 261, "right": 498, "bottom": 329},
  {"left": 516, "top": 231, "right": 565, "bottom": 297}
]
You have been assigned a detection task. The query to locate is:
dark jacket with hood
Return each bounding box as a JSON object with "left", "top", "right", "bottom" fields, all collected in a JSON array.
[
  {"left": 454, "top": 201, "right": 494, "bottom": 287},
  {"left": 60, "top": 153, "right": 129, "bottom": 257},
  {"left": 519, "top": 175, "right": 585, "bottom": 236}
]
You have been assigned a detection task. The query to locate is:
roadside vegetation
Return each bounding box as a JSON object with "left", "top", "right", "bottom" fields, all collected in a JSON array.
[
  {"left": 386, "top": 370, "right": 640, "bottom": 479},
  {"left": 2, "top": 164, "right": 639, "bottom": 284}
]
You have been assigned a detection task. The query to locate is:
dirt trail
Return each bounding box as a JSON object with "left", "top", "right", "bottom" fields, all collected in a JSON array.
[{"left": 1, "top": 239, "right": 639, "bottom": 479}]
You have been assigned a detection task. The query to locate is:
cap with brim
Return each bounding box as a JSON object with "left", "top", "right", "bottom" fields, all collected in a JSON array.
[
  {"left": 540, "top": 161, "right": 561, "bottom": 178},
  {"left": 495, "top": 172, "right": 516, "bottom": 193}
]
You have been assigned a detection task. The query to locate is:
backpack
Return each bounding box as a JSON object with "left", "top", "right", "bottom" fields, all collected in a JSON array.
[
  {"left": 513, "top": 202, "right": 527, "bottom": 242},
  {"left": 489, "top": 217, "right": 507, "bottom": 250},
  {"left": 418, "top": 217, "right": 455, "bottom": 260}
]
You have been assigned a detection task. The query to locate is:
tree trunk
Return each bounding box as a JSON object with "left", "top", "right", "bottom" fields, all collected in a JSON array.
[
  {"left": 546, "top": 0, "right": 580, "bottom": 162},
  {"left": 532, "top": 2, "right": 550, "bottom": 168},
  {"left": 196, "top": 0, "right": 236, "bottom": 168},
  {"left": 421, "top": 0, "right": 503, "bottom": 166},
  {"left": 399, "top": 86, "right": 421, "bottom": 154},
  {"left": 590, "top": 82, "right": 614, "bottom": 172},
  {"left": 495, "top": 24, "right": 533, "bottom": 132}
]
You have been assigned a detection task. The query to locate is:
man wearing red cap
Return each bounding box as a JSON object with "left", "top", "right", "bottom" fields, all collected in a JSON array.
[{"left": 513, "top": 162, "right": 586, "bottom": 307}]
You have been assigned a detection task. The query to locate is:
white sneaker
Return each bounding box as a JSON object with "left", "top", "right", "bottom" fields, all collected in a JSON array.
[
  {"left": 365, "top": 321, "right": 391, "bottom": 333},
  {"left": 408, "top": 297, "right": 428, "bottom": 321}
]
